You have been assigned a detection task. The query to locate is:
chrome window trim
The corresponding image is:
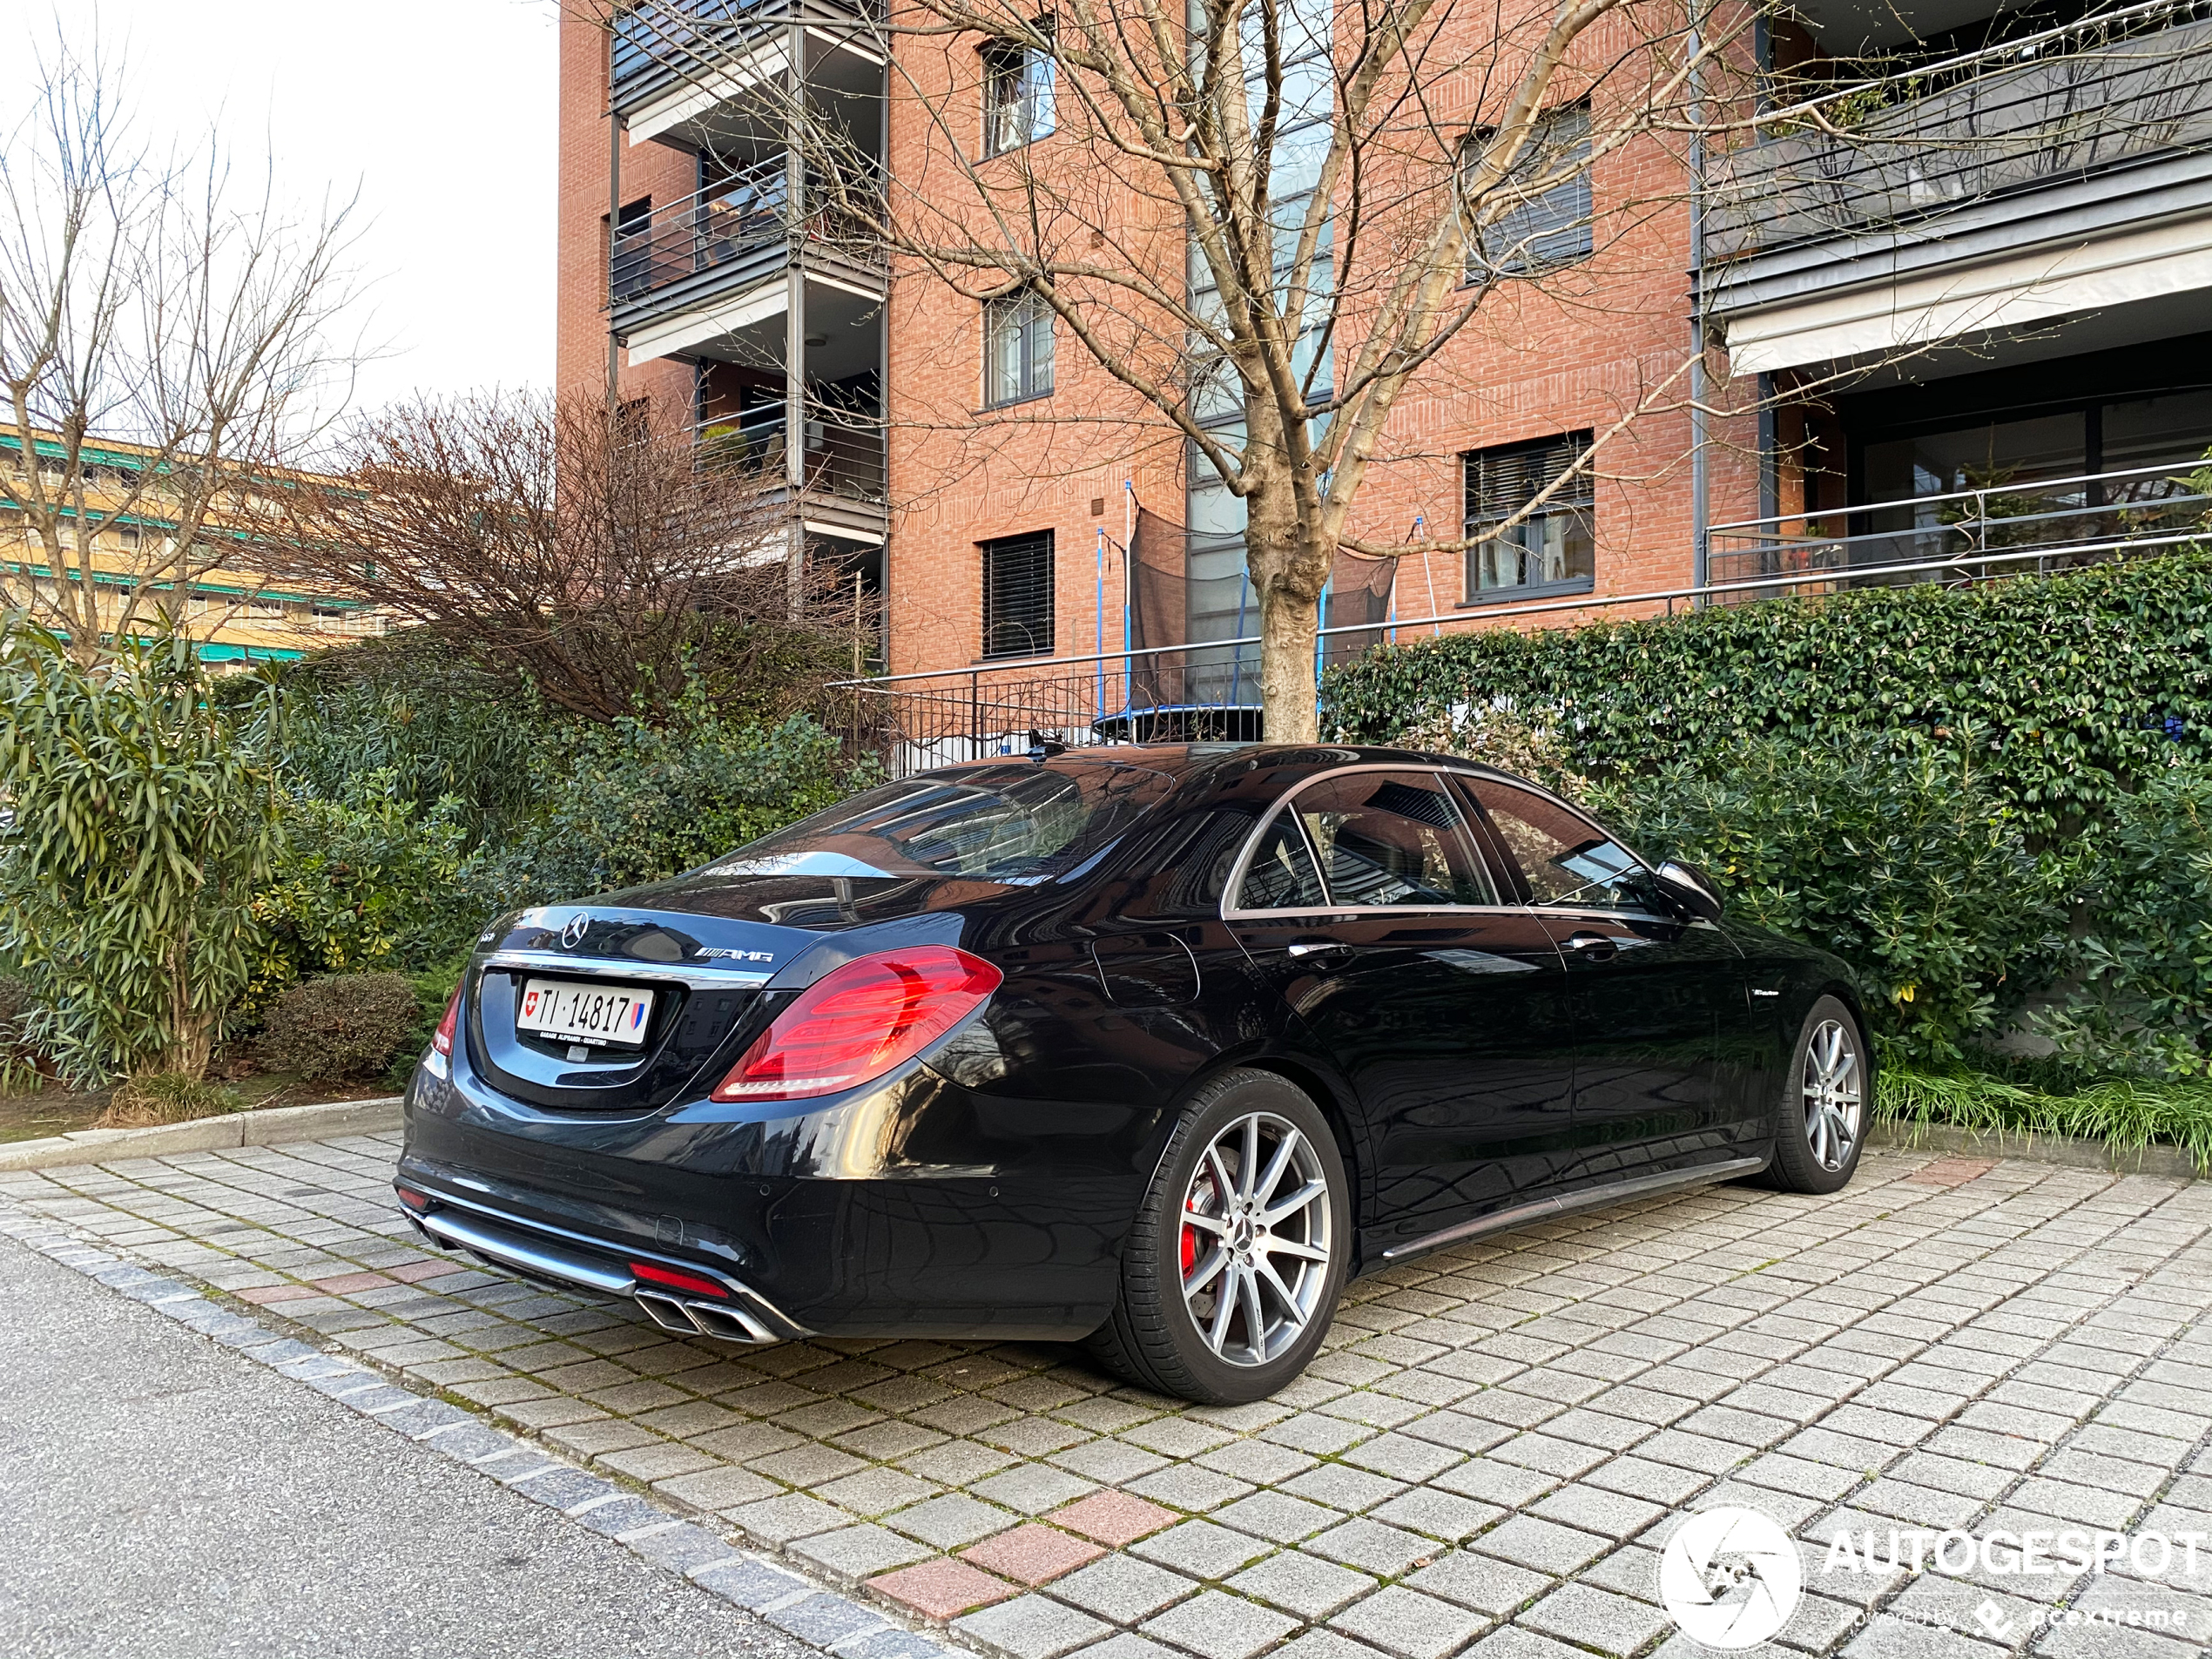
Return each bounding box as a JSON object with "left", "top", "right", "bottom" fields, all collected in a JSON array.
[
  {"left": 1455, "top": 773, "right": 1678, "bottom": 918},
  {"left": 480, "top": 948, "right": 775, "bottom": 992},
  {"left": 1219, "top": 763, "right": 1514, "bottom": 921}
]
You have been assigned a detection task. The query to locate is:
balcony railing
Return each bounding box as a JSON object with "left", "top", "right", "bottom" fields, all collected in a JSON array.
[
  {"left": 691, "top": 408, "right": 886, "bottom": 504},
  {"left": 610, "top": 168, "right": 884, "bottom": 313},
  {"left": 1705, "top": 6, "right": 2212, "bottom": 260},
  {"left": 611, "top": 0, "right": 884, "bottom": 111},
  {"left": 1708, "top": 460, "right": 2209, "bottom": 591}
]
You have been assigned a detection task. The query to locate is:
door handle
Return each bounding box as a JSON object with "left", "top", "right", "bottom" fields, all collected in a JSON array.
[
  {"left": 1287, "top": 941, "right": 1352, "bottom": 961},
  {"left": 1565, "top": 932, "right": 1618, "bottom": 961}
]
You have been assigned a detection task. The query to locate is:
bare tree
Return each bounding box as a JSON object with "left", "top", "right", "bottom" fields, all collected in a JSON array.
[
  {"left": 601, "top": 0, "right": 1756, "bottom": 739},
  {"left": 0, "top": 32, "right": 363, "bottom": 664},
  {"left": 260, "top": 389, "right": 861, "bottom": 722}
]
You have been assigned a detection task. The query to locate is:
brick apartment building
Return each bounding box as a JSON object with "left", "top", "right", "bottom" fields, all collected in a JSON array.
[{"left": 556, "top": 0, "right": 2212, "bottom": 740}]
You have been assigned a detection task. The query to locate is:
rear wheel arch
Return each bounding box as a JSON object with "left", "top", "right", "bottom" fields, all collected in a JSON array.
[{"left": 1195, "top": 1053, "right": 1365, "bottom": 1217}]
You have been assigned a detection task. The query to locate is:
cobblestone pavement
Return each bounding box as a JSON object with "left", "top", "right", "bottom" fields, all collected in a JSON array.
[{"left": 7, "top": 1136, "right": 2212, "bottom": 1659}]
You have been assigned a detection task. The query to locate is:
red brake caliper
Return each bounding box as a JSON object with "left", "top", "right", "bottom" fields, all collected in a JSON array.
[{"left": 1180, "top": 1218, "right": 1198, "bottom": 1277}]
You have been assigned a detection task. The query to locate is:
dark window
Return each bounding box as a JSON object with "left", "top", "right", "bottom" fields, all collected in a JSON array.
[
  {"left": 983, "top": 39, "right": 1055, "bottom": 155},
  {"left": 1293, "top": 770, "right": 1496, "bottom": 907},
  {"left": 1467, "top": 102, "right": 1593, "bottom": 279},
  {"left": 1465, "top": 431, "right": 1595, "bottom": 599},
  {"left": 985, "top": 288, "right": 1054, "bottom": 406},
  {"left": 610, "top": 196, "right": 653, "bottom": 300},
  {"left": 1237, "top": 811, "right": 1326, "bottom": 911},
  {"left": 1467, "top": 779, "right": 1661, "bottom": 912},
  {"left": 981, "top": 530, "right": 1055, "bottom": 658}
]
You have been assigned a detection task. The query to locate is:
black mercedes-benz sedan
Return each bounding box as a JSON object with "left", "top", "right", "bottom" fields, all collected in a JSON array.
[{"left": 396, "top": 744, "right": 1869, "bottom": 1403}]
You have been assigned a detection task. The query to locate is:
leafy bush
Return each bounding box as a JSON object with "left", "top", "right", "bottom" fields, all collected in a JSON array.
[
  {"left": 0, "top": 977, "right": 40, "bottom": 1096},
  {"left": 467, "top": 686, "right": 879, "bottom": 907},
  {"left": 1589, "top": 735, "right": 2067, "bottom": 1063},
  {"left": 255, "top": 771, "right": 474, "bottom": 980},
  {"left": 0, "top": 629, "right": 282, "bottom": 1084},
  {"left": 258, "top": 972, "right": 425, "bottom": 1082},
  {"left": 2034, "top": 761, "right": 2212, "bottom": 1079},
  {"left": 1327, "top": 551, "right": 2212, "bottom": 835},
  {"left": 99, "top": 1071, "right": 242, "bottom": 1127}
]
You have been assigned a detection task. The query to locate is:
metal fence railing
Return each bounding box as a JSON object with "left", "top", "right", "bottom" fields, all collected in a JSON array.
[
  {"left": 1707, "top": 460, "right": 2209, "bottom": 592},
  {"left": 1705, "top": 5, "right": 2212, "bottom": 260},
  {"left": 610, "top": 167, "right": 884, "bottom": 310},
  {"left": 690, "top": 409, "right": 886, "bottom": 503},
  {"left": 834, "top": 492, "right": 2208, "bottom": 773}
]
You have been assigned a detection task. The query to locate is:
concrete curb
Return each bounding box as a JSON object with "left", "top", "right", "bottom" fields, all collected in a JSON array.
[
  {"left": 1871, "top": 1116, "right": 2202, "bottom": 1181},
  {"left": 0, "top": 1095, "right": 404, "bottom": 1171}
]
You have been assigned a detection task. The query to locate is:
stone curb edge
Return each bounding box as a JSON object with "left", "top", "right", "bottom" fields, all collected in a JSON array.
[
  {"left": 1870, "top": 1116, "right": 2205, "bottom": 1181},
  {"left": 0, "top": 1208, "right": 958, "bottom": 1659},
  {"left": 0, "top": 1096, "right": 407, "bottom": 1171}
]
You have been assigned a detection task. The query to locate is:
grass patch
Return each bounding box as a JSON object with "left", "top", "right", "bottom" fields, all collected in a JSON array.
[
  {"left": 98, "top": 1072, "right": 246, "bottom": 1129},
  {"left": 1877, "top": 1062, "right": 2212, "bottom": 1174}
]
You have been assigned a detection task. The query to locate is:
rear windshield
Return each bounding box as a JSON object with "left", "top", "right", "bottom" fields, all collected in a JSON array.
[{"left": 703, "top": 761, "right": 1176, "bottom": 884}]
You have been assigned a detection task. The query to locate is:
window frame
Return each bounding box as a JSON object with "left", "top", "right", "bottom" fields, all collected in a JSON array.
[
  {"left": 1461, "top": 99, "right": 1595, "bottom": 283},
  {"left": 981, "top": 37, "right": 1056, "bottom": 158},
  {"left": 1220, "top": 765, "right": 1512, "bottom": 918},
  {"left": 979, "top": 529, "right": 1056, "bottom": 660},
  {"left": 1452, "top": 773, "right": 1677, "bottom": 920},
  {"left": 982, "top": 287, "right": 1055, "bottom": 408},
  {"left": 1460, "top": 430, "right": 1596, "bottom": 606}
]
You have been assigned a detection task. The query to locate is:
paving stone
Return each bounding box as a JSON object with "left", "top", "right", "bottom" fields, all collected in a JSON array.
[
  {"left": 1329, "top": 1585, "right": 1489, "bottom": 1659},
  {"left": 1049, "top": 1490, "right": 1179, "bottom": 1548},
  {"left": 1309, "top": 1518, "right": 1443, "bottom": 1577},
  {"left": 971, "top": 1464, "right": 1099, "bottom": 1516},
  {"left": 1139, "top": 1588, "right": 1300, "bottom": 1659},
  {"left": 1130, "top": 1520, "right": 1276, "bottom": 1581},
  {"left": 956, "top": 1591, "right": 1113, "bottom": 1659},
  {"left": 792, "top": 1523, "right": 940, "bottom": 1581},
  {"left": 1517, "top": 1584, "right": 1667, "bottom": 1657},
  {"left": 890, "top": 1494, "right": 1026, "bottom": 1550},
  {"left": 1228, "top": 1550, "right": 1379, "bottom": 1619},
  {"left": 962, "top": 1523, "right": 1107, "bottom": 1587},
  {"left": 1048, "top": 1554, "right": 1200, "bottom": 1622},
  {"left": 1468, "top": 1515, "right": 1610, "bottom": 1576}
]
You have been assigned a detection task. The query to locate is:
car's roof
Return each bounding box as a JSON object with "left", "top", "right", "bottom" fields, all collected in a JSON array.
[{"left": 929, "top": 742, "right": 1523, "bottom": 790}]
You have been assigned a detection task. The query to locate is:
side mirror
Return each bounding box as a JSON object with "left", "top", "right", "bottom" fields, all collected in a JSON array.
[{"left": 1655, "top": 859, "right": 1723, "bottom": 922}]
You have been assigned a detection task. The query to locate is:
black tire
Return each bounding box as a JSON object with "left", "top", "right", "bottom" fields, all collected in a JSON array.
[
  {"left": 1085, "top": 1069, "right": 1350, "bottom": 1405},
  {"left": 1763, "top": 995, "right": 1869, "bottom": 1195}
]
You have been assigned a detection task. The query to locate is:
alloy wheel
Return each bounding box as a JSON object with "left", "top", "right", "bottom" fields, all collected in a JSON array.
[
  {"left": 1800, "top": 1018, "right": 1863, "bottom": 1171},
  {"left": 1177, "top": 1110, "right": 1333, "bottom": 1366}
]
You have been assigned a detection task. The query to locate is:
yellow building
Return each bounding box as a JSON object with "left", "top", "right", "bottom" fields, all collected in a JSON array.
[{"left": 0, "top": 429, "right": 388, "bottom": 667}]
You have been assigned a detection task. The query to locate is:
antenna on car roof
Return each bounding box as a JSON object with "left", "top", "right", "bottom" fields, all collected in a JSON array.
[{"left": 1027, "top": 729, "right": 1067, "bottom": 763}]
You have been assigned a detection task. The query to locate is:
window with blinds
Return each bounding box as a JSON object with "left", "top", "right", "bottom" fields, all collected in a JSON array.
[
  {"left": 981, "top": 530, "right": 1055, "bottom": 658},
  {"left": 1467, "top": 103, "right": 1593, "bottom": 279},
  {"left": 1464, "top": 432, "right": 1595, "bottom": 601},
  {"left": 985, "top": 288, "right": 1054, "bottom": 407}
]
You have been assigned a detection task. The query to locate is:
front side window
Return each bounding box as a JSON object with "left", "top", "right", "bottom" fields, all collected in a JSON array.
[
  {"left": 983, "top": 40, "right": 1055, "bottom": 156},
  {"left": 985, "top": 288, "right": 1055, "bottom": 407},
  {"left": 710, "top": 761, "right": 1172, "bottom": 884},
  {"left": 1466, "top": 431, "right": 1595, "bottom": 599},
  {"left": 1467, "top": 101, "right": 1593, "bottom": 280},
  {"left": 1293, "top": 771, "right": 1496, "bottom": 907},
  {"left": 1468, "top": 779, "right": 1661, "bottom": 912},
  {"left": 981, "top": 529, "right": 1055, "bottom": 658}
]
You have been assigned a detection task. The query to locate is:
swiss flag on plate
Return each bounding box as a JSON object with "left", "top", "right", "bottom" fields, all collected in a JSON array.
[{"left": 523, "top": 990, "right": 539, "bottom": 1017}]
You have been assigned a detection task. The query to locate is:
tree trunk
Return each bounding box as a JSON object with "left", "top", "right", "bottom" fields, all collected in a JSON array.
[{"left": 1258, "top": 580, "right": 1321, "bottom": 744}]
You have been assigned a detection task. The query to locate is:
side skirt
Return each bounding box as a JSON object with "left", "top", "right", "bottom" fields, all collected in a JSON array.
[{"left": 1379, "top": 1154, "right": 1770, "bottom": 1264}]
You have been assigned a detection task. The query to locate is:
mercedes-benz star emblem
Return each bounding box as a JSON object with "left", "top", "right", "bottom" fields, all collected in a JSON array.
[{"left": 559, "top": 914, "right": 590, "bottom": 950}]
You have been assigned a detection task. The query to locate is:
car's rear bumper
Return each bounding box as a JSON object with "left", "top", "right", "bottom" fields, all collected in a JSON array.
[{"left": 397, "top": 1041, "right": 1145, "bottom": 1343}]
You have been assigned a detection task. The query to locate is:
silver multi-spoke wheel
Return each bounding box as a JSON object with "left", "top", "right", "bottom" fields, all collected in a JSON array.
[
  {"left": 1800, "top": 1018, "right": 1863, "bottom": 1171},
  {"left": 1177, "top": 1110, "right": 1333, "bottom": 1367}
]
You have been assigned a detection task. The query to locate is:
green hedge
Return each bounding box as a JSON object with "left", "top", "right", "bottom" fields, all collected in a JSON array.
[{"left": 1326, "top": 552, "right": 2212, "bottom": 833}]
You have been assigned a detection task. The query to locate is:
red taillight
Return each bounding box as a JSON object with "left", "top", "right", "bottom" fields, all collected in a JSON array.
[
  {"left": 396, "top": 1186, "right": 433, "bottom": 1212},
  {"left": 711, "top": 947, "right": 1002, "bottom": 1103},
  {"left": 432, "top": 982, "right": 462, "bottom": 1056},
  {"left": 630, "top": 1260, "right": 732, "bottom": 1299}
]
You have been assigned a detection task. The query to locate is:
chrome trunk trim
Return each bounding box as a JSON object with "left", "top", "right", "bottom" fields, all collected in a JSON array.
[
  {"left": 480, "top": 948, "right": 775, "bottom": 992},
  {"left": 1380, "top": 1156, "right": 1769, "bottom": 1261}
]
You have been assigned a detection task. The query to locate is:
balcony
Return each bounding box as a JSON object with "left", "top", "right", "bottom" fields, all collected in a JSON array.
[
  {"left": 609, "top": 165, "right": 886, "bottom": 359},
  {"left": 694, "top": 407, "right": 886, "bottom": 507},
  {"left": 612, "top": 0, "right": 885, "bottom": 145},
  {"left": 1703, "top": 7, "right": 2212, "bottom": 373}
]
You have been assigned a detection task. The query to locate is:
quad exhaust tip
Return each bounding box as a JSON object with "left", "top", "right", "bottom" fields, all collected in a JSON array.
[{"left": 634, "top": 1289, "right": 778, "bottom": 1345}]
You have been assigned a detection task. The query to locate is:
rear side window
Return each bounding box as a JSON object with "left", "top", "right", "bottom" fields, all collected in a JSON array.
[
  {"left": 1292, "top": 770, "right": 1496, "bottom": 907},
  {"left": 1237, "top": 812, "right": 1326, "bottom": 910},
  {"left": 707, "top": 762, "right": 1173, "bottom": 884},
  {"left": 1467, "top": 778, "right": 1661, "bottom": 911}
]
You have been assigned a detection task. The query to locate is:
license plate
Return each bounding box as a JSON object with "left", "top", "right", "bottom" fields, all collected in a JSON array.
[{"left": 516, "top": 978, "right": 656, "bottom": 1048}]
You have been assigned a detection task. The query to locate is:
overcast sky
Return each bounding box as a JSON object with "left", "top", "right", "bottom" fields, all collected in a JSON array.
[{"left": 1, "top": 0, "right": 560, "bottom": 413}]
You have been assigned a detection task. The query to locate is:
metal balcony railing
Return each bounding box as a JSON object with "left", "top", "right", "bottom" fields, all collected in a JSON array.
[
  {"left": 691, "top": 408, "right": 887, "bottom": 504},
  {"left": 610, "top": 167, "right": 885, "bottom": 312},
  {"left": 1708, "top": 460, "right": 2210, "bottom": 590},
  {"left": 611, "top": 0, "right": 884, "bottom": 111},
  {"left": 1705, "top": 5, "right": 2212, "bottom": 260}
]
